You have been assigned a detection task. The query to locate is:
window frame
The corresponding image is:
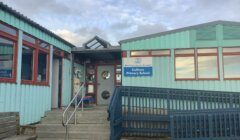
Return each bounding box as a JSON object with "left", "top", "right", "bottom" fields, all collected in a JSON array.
[
  {"left": 130, "top": 50, "right": 150, "bottom": 57},
  {"left": 150, "top": 49, "right": 171, "bottom": 57},
  {"left": 36, "top": 50, "right": 50, "bottom": 85},
  {"left": 0, "top": 21, "right": 18, "bottom": 83},
  {"left": 174, "top": 48, "right": 196, "bottom": 81},
  {"left": 21, "top": 43, "right": 36, "bottom": 84},
  {"left": 197, "top": 48, "right": 220, "bottom": 80},
  {"left": 222, "top": 47, "right": 240, "bottom": 80},
  {"left": 21, "top": 33, "right": 50, "bottom": 86}
]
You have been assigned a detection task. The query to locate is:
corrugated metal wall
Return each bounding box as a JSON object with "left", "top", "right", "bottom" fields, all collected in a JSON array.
[
  {"left": 0, "top": 8, "right": 73, "bottom": 124},
  {"left": 122, "top": 23, "right": 240, "bottom": 92},
  {"left": 0, "top": 84, "right": 51, "bottom": 124},
  {"left": 61, "top": 58, "right": 72, "bottom": 106},
  {"left": 122, "top": 30, "right": 191, "bottom": 50},
  {"left": 0, "top": 9, "right": 71, "bottom": 53},
  {"left": 0, "top": 31, "right": 53, "bottom": 125}
]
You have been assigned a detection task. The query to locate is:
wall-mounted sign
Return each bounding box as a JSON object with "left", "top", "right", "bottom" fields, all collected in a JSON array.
[{"left": 123, "top": 57, "right": 152, "bottom": 77}]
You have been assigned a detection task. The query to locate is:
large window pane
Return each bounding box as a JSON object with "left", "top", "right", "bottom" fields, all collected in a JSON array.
[
  {"left": 175, "top": 57, "right": 195, "bottom": 79},
  {"left": 0, "top": 37, "right": 14, "bottom": 78},
  {"left": 38, "top": 52, "right": 47, "bottom": 82},
  {"left": 21, "top": 45, "right": 34, "bottom": 80},
  {"left": 198, "top": 56, "right": 218, "bottom": 79},
  {"left": 223, "top": 55, "right": 240, "bottom": 78}
]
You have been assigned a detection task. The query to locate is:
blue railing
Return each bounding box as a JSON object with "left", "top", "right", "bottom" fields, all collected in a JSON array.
[
  {"left": 108, "top": 86, "right": 240, "bottom": 140},
  {"left": 170, "top": 109, "right": 240, "bottom": 140}
]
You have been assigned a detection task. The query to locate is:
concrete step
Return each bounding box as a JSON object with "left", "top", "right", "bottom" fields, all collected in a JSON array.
[
  {"left": 37, "top": 106, "right": 110, "bottom": 140},
  {"left": 37, "top": 131, "right": 110, "bottom": 139},
  {"left": 41, "top": 114, "right": 108, "bottom": 124},
  {"left": 37, "top": 124, "right": 109, "bottom": 132},
  {"left": 37, "top": 138, "right": 88, "bottom": 140}
]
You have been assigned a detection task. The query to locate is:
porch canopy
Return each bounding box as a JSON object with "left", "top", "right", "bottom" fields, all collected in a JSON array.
[{"left": 72, "top": 36, "right": 121, "bottom": 61}]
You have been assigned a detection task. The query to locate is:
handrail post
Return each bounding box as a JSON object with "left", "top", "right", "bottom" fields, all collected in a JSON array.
[
  {"left": 74, "top": 94, "right": 77, "bottom": 125},
  {"left": 81, "top": 87, "right": 84, "bottom": 112}
]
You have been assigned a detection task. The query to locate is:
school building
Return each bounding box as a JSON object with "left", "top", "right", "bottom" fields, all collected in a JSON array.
[{"left": 1, "top": 1, "right": 240, "bottom": 128}]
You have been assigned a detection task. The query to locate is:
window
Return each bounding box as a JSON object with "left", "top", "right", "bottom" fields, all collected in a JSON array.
[
  {"left": 197, "top": 48, "right": 219, "bottom": 79},
  {"left": 21, "top": 33, "right": 50, "bottom": 85},
  {"left": 223, "top": 47, "right": 240, "bottom": 79},
  {"left": 151, "top": 50, "right": 170, "bottom": 56},
  {"left": 0, "top": 22, "right": 17, "bottom": 83},
  {"left": 130, "top": 51, "right": 149, "bottom": 57},
  {"left": 0, "top": 37, "right": 14, "bottom": 78},
  {"left": 21, "top": 45, "right": 34, "bottom": 80},
  {"left": 0, "top": 23, "right": 17, "bottom": 36},
  {"left": 23, "top": 33, "right": 36, "bottom": 44},
  {"left": 175, "top": 49, "right": 195, "bottom": 80},
  {"left": 175, "top": 48, "right": 219, "bottom": 81},
  {"left": 37, "top": 52, "right": 48, "bottom": 82}
]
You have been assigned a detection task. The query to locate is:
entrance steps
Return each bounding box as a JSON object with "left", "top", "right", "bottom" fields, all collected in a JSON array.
[
  {"left": 36, "top": 106, "right": 168, "bottom": 140},
  {"left": 37, "top": 106, "right": 110, "bottom": 140}
]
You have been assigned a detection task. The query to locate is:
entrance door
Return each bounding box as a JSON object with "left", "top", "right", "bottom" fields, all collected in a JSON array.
[
  {"left": 51, "top": 58, "right": 62, "bottom": 108},
  {"left": 97, "top": 65, "right": 115, "bottom": 105}
]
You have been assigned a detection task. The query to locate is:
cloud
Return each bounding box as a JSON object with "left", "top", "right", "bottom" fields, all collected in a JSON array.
[
  {"left": 53, "top": 29, "right": 82, "bottom": 46},
  {"left": 1, "top": 0, "right": 240, "bottom": 47}
]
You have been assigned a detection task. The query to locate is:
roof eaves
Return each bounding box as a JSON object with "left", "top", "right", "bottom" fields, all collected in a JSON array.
[{"left": 0, "top": 2, "right": 76, "bottom": 48}]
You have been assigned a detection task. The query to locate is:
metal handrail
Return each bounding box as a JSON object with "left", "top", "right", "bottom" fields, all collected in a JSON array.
[{"left": 62, "top": 83, "right": 85, "bottom": 140}]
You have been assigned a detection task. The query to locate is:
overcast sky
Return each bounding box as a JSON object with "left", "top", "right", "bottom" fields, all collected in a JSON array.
[{"left": 1, "top": 0, "right": 240, "bottom": 46}]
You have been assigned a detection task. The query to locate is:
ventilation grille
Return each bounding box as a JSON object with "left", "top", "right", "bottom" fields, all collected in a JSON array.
[
  {"left": 223, "top": 24, "right": 240, "bottom": 40},
  {"left": 196, "top": 25, "right": 216, "bottom": 40}
]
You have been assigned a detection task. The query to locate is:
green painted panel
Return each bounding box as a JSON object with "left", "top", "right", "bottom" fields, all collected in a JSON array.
[
  {"left": 196, "top": 25, "right": 216, "bottom": 40},
  {"left": 62, "top": 58, "right": 72, "bottom": 106},
  {"left": 223, "top": 24, "right": 240, "bottom": 39},
  {"left": 121, "top": 30, "right": 191, "bottom": 50},
  {"left": 0, "top": 9, "right": 72, "bottom": 52}
]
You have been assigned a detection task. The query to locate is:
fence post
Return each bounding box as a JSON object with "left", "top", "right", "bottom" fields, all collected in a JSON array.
[
  {"left": 197, "top": 91, "right": 201, "bottom": 110},
  {"left": 230, "top": 93, "right": 233, "bottom": 108},
  {"left": 170, "top": 115, "right": 174, "bottom": 139},
  {"left": 209, "top": 114, "right": 213, "bottom": 138},
  {"left": 167, "top": 90, "right": 170, "bottom": 110}
]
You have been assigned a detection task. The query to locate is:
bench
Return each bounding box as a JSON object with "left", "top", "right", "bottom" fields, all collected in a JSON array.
[{"left": 0, "top": 112, "right": 37, "bottom": 140}]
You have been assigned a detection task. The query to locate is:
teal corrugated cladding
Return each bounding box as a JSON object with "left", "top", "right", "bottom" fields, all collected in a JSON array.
[
  {"left": 62, "top": 59, "right": 72, "bottom": 106},
  {"left": 122, "top": 23, "right": 240, "bottom": 92},
  {"left": 0, "top": 31, "right": 52, "bottom": 125},
  {"left": 0, "top": 9, "right": 71, "bottom": 53},
  {"left": 122, "top": 30, "right": 191, "bottom": 50}
]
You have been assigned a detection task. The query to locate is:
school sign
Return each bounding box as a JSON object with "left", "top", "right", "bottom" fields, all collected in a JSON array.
[{"left": 123, "top": 57, "right": 152, "bottom": 77}]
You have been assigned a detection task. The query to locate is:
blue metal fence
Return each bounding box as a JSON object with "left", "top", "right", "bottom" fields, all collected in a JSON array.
[
  {"left": 170, "top": 109, "right": 240, "bottom": 140},
  {"left": 108, "top": 86, "right": 240, "bottom": 140}
]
